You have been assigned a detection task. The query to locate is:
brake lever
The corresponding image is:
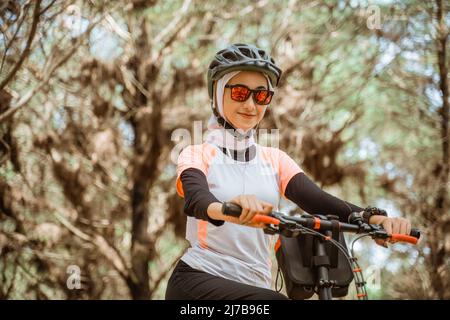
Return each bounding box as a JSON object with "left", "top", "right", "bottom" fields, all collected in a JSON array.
[
  {"left": 263, "top": 226, "right": 278, "bottom": 235},
  {"left": 369, "top": 224, "right": 390, "bottom": 239},
  {"left": 262, "top": 212, "right": 300, "bottom": 236}
]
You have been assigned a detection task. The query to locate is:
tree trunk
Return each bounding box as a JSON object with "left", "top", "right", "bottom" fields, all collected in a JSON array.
[{"left": 429, "top": 0, "right": 449, "bottom": 299}]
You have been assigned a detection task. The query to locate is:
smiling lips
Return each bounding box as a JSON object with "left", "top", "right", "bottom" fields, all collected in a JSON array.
[{"left": 237, "top": 112, "right": 256, "bottom": 118}]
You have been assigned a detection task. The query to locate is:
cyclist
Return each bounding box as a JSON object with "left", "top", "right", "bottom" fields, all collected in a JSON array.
[{"left": 165, "top": 43, "right": 412, "bottom": 300}]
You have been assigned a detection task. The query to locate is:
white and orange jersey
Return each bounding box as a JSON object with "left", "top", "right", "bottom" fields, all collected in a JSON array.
[{"left": 176, "top": 142, "right": 303, "bottom": 289}]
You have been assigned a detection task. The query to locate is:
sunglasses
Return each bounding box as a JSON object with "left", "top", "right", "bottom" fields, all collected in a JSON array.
[{"left": 224, "top": 84, "right": 274, "bottom": 105}]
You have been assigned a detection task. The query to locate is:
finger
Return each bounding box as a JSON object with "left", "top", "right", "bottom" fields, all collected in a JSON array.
[
  {"left": 244, "top": 208, "right": 256, "bottom": 224},
  {"left": 241, "top": 210, "right": 250, "bottom": 223},
  {"left": 392, "top": 218, "right": 401, "bottom": 235},
  {"left": 240, "top": 197, "right": 253, "bottom": 223},
  {"left": 239, "top": 196, "right": 250, "bottom": 222},
  {"left": 244, "top": 197, "right": 259, "bottom": 223},
  {"left": 250, "top": 196, "right": 263, "bottom": 215},
  {"left": 225, "top": 216, "right": 241, "bottom": 225},
  {"left": 246, "top": 200, "right": 261, "bottom": 223},
  {"left": 406, "top": 220, "right": 411, "bottom": 236},
  {"left": 383, "top": 219, "right": 393, "bottom": 235},
  {"left": 388, "top": 218, "right": 401, "bottom": 243},
  {"left": 230, "top": 196, "right": 241, "bottom": 206},
  {"left": 261, "top": 201, "right": 273, "bottom": 214},
  {"left": 249, "top": 196, "right": 262, "bottom": 213},
  {"left": 399, "top": 219, "right": 408, "bottom": 235},
  {"left": 255, "top": 201, "right": 264, "bottom": 214},
  {"left": 247, "top": 206, "right": 263, "bottom": 223}
]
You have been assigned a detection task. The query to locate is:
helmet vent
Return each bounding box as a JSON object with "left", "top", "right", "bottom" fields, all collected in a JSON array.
[
  {"left": 239, "top": 48, "right": 251, "bottom": 57},
  {"left": 222, "top": 52, "right": 236, "bottom": 60}
]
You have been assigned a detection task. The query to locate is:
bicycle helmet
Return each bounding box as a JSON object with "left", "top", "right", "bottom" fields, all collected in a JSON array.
[
  {"left": 207, "top": 43, "right": 282, "bottom": 99},
  {"left": 207, "top": 43, "right": 282, "bottom": 134}
]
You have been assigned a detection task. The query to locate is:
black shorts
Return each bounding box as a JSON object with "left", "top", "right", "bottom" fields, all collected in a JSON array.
[{"left": 165, "top": 259, "right": 288, "bottom": 300}]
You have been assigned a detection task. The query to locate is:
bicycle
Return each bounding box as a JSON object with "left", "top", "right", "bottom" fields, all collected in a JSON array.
[{"left": 221, "top": 202, "right": 421, "bottom": 300}]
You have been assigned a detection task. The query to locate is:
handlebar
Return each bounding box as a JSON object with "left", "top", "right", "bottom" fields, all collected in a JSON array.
[{"left": 222, "top": 202, "right": 420, "bottom": 245}]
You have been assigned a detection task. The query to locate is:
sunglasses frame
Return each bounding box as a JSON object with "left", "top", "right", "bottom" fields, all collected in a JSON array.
[{"left": 224, "top": 84, "right": 274, "bottom": 105}]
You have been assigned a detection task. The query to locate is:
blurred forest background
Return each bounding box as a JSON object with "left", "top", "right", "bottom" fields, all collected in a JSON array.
[{"left": 0, "top": 0, "right": 448, "bottom": 300}]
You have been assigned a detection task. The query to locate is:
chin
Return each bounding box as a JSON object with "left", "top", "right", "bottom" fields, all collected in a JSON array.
[{"left": 229, "top": 119, "right": 256, "bottom": 131}]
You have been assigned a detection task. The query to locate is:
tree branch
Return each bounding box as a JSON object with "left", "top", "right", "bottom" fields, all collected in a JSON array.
[
  {"left": 0, "top": 0, "right": 42, "bottom": 91},
  {"left": 150, "top": 247, "right": 187, "bottom": 297},
  {"left": 435, "top": 0, "right": 449, "bottom": 211},
  {"left": 0, "top": 3, "right": 121, "bottom": 124}
]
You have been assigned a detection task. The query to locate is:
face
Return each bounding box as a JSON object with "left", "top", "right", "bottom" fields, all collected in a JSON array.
[{"left": 222, "top": 71, "right": 269, "bottom": 132}]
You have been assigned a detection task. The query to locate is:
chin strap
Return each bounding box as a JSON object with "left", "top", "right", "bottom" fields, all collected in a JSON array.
[{"left": 210, "top": 100, "right": 255, "bottom": 141}]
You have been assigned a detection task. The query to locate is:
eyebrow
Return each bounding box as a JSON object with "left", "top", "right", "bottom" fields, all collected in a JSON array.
[
  {"left": 231, "top": 83, "right": 267, "bottom": 89},
  {"left": 229, "top": 83, "right": 268, "bottom": 90}
]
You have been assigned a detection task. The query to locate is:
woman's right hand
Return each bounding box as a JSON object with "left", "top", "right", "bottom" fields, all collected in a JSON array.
[{"left": 225, "top": 195, "right": 273, "bottom": 228}]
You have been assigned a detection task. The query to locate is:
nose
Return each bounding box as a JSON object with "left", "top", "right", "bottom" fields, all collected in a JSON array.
[{"left": 242, "top": 95, "right": 257, "bottom": 112}]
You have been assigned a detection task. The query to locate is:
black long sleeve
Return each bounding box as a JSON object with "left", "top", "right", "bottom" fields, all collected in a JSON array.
[
  {"left": 180, "top": 168, "right": 225, "bottom": 227},
  {"left": 285, "top": 172, "right": 363, "bottom": 222}
]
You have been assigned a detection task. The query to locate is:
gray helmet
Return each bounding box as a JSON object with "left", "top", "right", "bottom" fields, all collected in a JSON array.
[{"left": 207, "top": 43, "right": 282, "bottom": 99}]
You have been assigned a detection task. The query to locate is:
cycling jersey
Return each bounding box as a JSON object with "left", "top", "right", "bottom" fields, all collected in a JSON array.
[{"left": 175, "top": 142, "right": 362, "bottom": 289}]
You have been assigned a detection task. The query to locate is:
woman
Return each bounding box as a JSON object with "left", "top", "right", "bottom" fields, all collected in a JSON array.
[{"left": 165, "top": 43, "right": 411, "bottom": 300}]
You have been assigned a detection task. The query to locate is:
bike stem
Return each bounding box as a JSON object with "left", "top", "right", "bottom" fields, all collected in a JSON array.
[{"left": 315, "top": 231, "right": 334, "bottom": 300}]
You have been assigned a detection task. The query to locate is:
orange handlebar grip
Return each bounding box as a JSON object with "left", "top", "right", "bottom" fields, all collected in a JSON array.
[
  {"left": 252, "top": 214, "right": 280, "bottom": 226},
  {"left": 390, "top": 234, "right": 419, "bottom": 245}
]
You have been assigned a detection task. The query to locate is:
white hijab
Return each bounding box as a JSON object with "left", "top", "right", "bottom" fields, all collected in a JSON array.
[{"left": 205, "top": 71, "right": 273, "bottom": 151}]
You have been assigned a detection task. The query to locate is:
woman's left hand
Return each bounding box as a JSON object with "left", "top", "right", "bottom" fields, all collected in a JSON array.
[{"left": 367, "top": 215, "right": 412, "bottom": 248}]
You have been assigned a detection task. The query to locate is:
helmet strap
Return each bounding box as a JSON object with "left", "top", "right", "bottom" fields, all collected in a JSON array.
[{"left": 210, "top": 100, "right": 255, "bottom": 141}]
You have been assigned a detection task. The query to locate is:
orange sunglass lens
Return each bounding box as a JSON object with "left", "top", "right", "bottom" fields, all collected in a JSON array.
[
  {"left": 263, "top": 93, "right": 272, "bottom": 105},
  {"left": 231, "top": 86, "right": 250, "bottom": 101},
  {"left": 254, "top": 90, "right": 270, "bottom": 104}
]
